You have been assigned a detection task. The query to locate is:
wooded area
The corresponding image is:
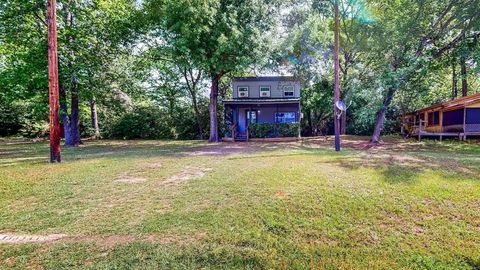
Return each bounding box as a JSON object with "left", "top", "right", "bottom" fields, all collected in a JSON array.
[{"left": 0, "top": 0, "right": 479, "bottom": 145}]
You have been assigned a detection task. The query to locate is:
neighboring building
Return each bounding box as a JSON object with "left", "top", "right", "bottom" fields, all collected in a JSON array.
[
  {"left": 402, "top": 93, "right": 480, "bottom": 140},
  {"left": 223, "top": 76, "right": 301, "bottom": 141}
]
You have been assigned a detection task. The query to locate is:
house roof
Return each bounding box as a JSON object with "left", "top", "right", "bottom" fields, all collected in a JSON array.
[
  {"left": 232, "top": 76, "right": 298, "bottom": 82},
  {"left": 223, "top": 98, "right": 300, "bottom": 105},
  {"left": 407, "top": 93, "right": 480, "bottom": 115}
]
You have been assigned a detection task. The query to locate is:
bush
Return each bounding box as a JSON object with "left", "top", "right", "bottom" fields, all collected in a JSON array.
[
  {"left": 0, "top": 101, "right": 23, "bottom": 136},
  {"left": 249, "top": 122, "right": 300, "bottom": 138},
  {"left": 105, "top": 106, "right": 174, "bottom": 139},
  {"left": 249, "top": 123, "right": 275, "bottom": 138}
]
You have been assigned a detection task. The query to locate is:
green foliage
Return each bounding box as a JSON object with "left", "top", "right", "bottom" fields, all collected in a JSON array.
[
  {"left": 105, "top": 106, "right": 173, "bottom": 140},
  {"left": 300, "top": 79, "right": 334, "bottom": 136},
  {"left": 0, "top": 99, "right": 23, "bottom": 136},
  {"left": 249, "top": 123, "right": 275, "bottom": 138},
  {"left": 145, "top": 0, "right": 280, "bottom": 76},
  {"left": 1, "top": 0, "right": 479, "bottom": 141},
  {"left": 276, "top": 122, "right": 300, "bottom": 137},
  {"left": 0, "top": 94, "right": 49, "bottom": 138},
  {"left": 104, "top": 102, "right": 210, "bottom": 140},
  {"left": 249, "top": 122, "right": 299, "bottom": 138}
]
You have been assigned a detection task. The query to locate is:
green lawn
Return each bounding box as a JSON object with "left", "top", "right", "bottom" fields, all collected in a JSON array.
[{"left": 1, "top": 136, "right": 479, "bottom": 269}]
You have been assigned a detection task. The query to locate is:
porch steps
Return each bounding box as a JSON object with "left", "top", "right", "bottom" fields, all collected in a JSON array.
[{"left": 234, "top": 134, "right": 248, "bottom": 142}]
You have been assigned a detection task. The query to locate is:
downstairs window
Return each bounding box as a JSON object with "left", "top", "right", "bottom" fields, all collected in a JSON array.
[{"left": 275, "top": 112, "right": 296, "bottom": 123}]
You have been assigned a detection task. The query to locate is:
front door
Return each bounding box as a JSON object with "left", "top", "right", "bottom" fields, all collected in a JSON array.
[{"left": 246, "top": 110, "right": 257, "bottom": 130}]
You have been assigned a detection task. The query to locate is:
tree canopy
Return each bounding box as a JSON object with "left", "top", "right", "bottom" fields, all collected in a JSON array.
[{"left": 0, "top": 0, "right": 479, "bottom": 143}]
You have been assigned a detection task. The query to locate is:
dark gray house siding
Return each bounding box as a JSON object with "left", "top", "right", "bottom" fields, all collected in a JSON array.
[
  {"left": 224, "top": 77, "right": 302, "bottom": 141},
  {"left": 232, "top": 77, "right": 301, "bottom": 99}
]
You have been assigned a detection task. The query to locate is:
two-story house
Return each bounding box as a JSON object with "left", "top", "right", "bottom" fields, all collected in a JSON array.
[{"left": 223, "top": 76, "right": 301, "bottom": 141}]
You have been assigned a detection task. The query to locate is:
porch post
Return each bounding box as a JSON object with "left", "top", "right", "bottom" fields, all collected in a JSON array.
[
  {"left": 224, "top": 105, "right": 227, "bottom": 140},
  {"left": 463, "top": 107, "right": 466, "bottom": 140},
  {"left": 275, "top": 104, "right": 278, "bottom": 137},
  {"left": 298, "top": 102, "right": 301, "bottom": 138},
  {"left": 233, "top": 106, "right": 237, "bottom": 141},
  {"left": 248, "top": 106, "right": 252, "bottom": 141}
]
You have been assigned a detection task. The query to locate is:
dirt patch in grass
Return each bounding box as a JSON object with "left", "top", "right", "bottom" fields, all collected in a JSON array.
[
  {"left": 187, "top": 143, "right": 259, "bottom": 156},
  {"left": 304, "top": 136, "right": 427, "bottom": 151},
  {"left": 0, "top": 233, "right": 67, "bottom": 244},
  {"left": 161, "top": 166, "right": 212, "bottom": 185},
  {"left": 0, "top": 232, "right": 207, "bottom": 247},
  {"left": 145, "top": 162, "right": 162, "bottom": 169},
  {"left": 274, "top": 191, "right": 289, "bottom": 199},
  {"left": 114, "top": 175, "right": 147, "bottom": 183}
]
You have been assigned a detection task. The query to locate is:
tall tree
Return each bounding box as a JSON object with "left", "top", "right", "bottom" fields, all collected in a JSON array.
[
  {"left": 47, "top": 0, "right": 61, "bottom": 162},
  {"left": 368, "top": 0, "right": 480, "bottom": 143},
  {"left": 144, "top": 0, "right": 280, "bottom": 142},
  {"left": 181, "top": 65, "right": 205, "bottom": 139}
]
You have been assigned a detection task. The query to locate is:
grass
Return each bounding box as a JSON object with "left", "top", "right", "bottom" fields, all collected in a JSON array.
[{"left": 0, "top": 136, "right": 479, "bottom": 269}]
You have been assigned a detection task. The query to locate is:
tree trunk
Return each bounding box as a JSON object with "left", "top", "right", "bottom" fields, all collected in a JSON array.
[
  {"left": 191, "top": 94, "right": 204, "bottom": 139},
  {"left": 208, "top": 75, "right": 220, "bottom": 142},
  {"left": 340, "top": 53, "right": 350, "bottom": 135},
  {"left": 307, "top": 109, "right": 313, "bottom": 136},
  {"left": 371, "top": 87, "right": 396, "bottom": 144},
  {"left": 452, "top": 59, "right": 458, "bottom": 99},
  {"left": 183, "top": 68, "right": 204, "bottom": 140},
  {"left": 90, "top": 97, "right": 100, "bottom": 138},
  {"left": 460, "top": 55, "right": 468, "bottom": 97},
  {"left": 70, "top": 75, "right": 81, "bottom": 146},
  {"left": 47, "top": 0, "right": 61, "bottom": 162},
  {"left": 340, "top": 112, "right": 346, "bottom": 135},
  {"left": 62, "top": 2, "right": 80, "bottom": 146},
  {"left": 333, "top": 0, "right": 341, "bottom": 151},
  {"left": 60, "top": 85, "right": 74, "bottom": 146}
]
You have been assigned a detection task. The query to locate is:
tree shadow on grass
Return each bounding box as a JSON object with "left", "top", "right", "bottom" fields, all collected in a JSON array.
[
  {"left": 381, "top": 166, "right": 419, "bottom": 184},
  {"left": 0, "top": 140, "right": 304, "bottom": 166},
  {"left": 0, "top": 141, "right": 208, "bottom": 166},
  {"left": 324, "top": 151, "right": 480, "bottom": 185}
]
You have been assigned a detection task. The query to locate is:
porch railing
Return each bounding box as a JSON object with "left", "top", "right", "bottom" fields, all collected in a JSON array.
[{"left": 231, "top": 124, "right": 237, "bottom": 140}]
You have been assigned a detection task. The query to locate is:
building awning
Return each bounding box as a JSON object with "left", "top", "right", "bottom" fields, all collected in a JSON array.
[
  {"left": 223, "top": 98, "right": 300, "bottom": 105},
  {"left": 406, "top": 93, "right": 480, "bottom": 116},
  {"left": 232, "top": 76, "right": 297, "bottom": 82}
]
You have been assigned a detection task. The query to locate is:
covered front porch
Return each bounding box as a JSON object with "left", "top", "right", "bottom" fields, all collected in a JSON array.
[
  {"left": 223, "top": 99, "right": 301, "bottom": 141},
  {"left": 403, "top": 107, "right": 480, "bottom": 141}
]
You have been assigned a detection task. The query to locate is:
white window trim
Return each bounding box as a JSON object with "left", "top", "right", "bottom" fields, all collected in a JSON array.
[
  {"left": 283, "top": 86, "right": 295, "bottom": 97},
  {"left": 259, "top": 86, "right": 271, "bottom": 98},
  {"left": 275, "top": 112, "right": 297, "bottom": 123},
  {"left": 237, "top": 86, "right": 249, "bottom": 98}
]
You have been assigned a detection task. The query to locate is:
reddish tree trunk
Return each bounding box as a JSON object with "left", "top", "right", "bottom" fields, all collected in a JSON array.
[
  {"left": 208, "top": 75, "right": 220, "bottom": 142},
  {"left": 47, "top": 0, "right": 61, "bottom": 162}
]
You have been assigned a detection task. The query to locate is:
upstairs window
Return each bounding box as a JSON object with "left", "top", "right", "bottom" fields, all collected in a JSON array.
[
  {"left": 428, "top": 111, "right": 440, "bottom": 126},
  {"left": 283, "top": 86, "right": 295, "bottom": 97},
  {"left": 237, "top": 86, "right": 249, "bottom": 98},
  {"left": 259, "top": 86, "right": 271, "bottom": 98}
]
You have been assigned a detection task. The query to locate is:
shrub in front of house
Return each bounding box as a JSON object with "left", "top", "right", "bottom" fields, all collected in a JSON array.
[
  {"left": 276, "top": 122, "right": 300, "bottom": 137},
  {"left": 249, "top": 122, "right": 299, "bottom": 138},
  {"left": 249, "top": 123, "right": 275, "bottom": 138}
]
